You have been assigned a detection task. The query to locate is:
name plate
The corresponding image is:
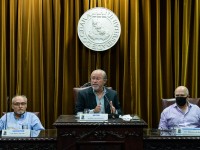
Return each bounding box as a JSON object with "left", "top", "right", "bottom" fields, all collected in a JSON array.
[
  {"left": 79, "top": 114, "right": 108, "bottom": 121},
  {"left": 176, "top": 128, "right": 200, "bottom": 136},
  {"left": 2, "top": 129, "right": 31, "bottom": 137}
]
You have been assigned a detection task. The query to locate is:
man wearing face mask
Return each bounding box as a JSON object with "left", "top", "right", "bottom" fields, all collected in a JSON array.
[{"left": 158, "top": 86, "right": 200, "bottom": 130}]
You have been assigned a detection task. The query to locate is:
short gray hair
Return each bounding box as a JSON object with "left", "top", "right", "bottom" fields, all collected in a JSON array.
[{"left": 12, "top": 95, "right": 27, "bottom": 103}]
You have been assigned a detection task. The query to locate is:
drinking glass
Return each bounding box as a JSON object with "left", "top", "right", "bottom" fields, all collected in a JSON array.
[{"left": 84, "top": 109, "right": 90, "bottom": 114}]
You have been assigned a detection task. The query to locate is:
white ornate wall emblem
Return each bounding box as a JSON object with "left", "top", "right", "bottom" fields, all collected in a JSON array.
[{"left": 78, "top": 7, "right": 121, "bottom": 51}]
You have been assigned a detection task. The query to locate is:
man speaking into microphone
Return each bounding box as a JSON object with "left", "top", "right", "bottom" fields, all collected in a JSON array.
[{"left": 75, "top": 69, "right": 122, "bottom": 115}]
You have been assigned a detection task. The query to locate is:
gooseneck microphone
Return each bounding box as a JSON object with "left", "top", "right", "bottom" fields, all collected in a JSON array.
[
  {"left": 104, "top": 94, "right": 115, "bottom": 119},
  {"left": 5, "top": 97, "right": 9, "bottom": 130}
]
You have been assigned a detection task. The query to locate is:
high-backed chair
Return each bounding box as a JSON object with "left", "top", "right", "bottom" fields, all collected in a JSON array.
[
  {"left": 162, "top": 98, "right": 200, "bottom": 110},
  {"left": 73, "top": 86, "right": 91, "bottom": 107}
]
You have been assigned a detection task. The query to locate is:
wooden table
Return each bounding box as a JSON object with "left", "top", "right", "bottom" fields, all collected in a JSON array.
[{"left": 54, "top": 115, "right": 147, "bottom": 150}]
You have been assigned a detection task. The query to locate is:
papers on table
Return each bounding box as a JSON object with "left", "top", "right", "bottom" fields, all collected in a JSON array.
[{"left": 119, "top": 114, "right": 140, "bottom": 121}]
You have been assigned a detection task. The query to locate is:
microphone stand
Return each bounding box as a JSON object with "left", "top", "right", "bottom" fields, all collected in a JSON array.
[
  {"left": 104, "top": 94, "right": 115, "bottom": 119},
  {"left": 5, "top": 97, "right": 9, "bottom": 130}
]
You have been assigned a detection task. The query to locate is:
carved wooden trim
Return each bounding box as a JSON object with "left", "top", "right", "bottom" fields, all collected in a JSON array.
[
  {"left": 0, "top": 137, "right": 56, "bottom": 141},
  {"left": 54, "top": 121, "right": 147, "bottom": 126},
  {"left": 60, "top": 129, "right": 142, "bottom": 140}
]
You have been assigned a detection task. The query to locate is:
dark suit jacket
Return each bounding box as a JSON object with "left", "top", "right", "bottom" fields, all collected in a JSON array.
[{"left": 75, "top": 87, "right": 122, "bottom": 114}]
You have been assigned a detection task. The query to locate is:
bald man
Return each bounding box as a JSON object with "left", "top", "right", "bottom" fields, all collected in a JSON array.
[
  {"left": 75, "top": 69, "right": 122, "bottom": 115},
  {"left": 159, "top": 86, "right": 200, "bottom": 129}
]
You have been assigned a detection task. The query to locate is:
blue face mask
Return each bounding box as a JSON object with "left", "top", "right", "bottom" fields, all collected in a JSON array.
[{"left": 176, "top": 97, "right": 187, "bottom": 106}]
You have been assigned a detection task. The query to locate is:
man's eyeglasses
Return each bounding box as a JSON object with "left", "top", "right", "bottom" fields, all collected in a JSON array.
[{"left": 13, "top": 102, "right": 27, "bottom": 106}]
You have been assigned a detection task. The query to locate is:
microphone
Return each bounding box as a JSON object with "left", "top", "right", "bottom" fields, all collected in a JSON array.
[
  {"left": 104, "top": 94, "right": 116, "bottom": 119},
  {"left": 5, "top": 97, "right": 9, "bottom": 130}
]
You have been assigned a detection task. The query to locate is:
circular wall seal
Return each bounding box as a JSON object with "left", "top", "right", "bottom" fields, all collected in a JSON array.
[{"left": 77, "top": 7, "right": 121, "bottom": 51}]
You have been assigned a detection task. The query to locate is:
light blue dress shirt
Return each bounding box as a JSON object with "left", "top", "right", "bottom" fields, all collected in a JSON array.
[
  {"left": 94, "top": 88, "right": 106, "bottom": 114},
  {"left": 159, "top": 102, "right": 200, "bottom": 130},
  {"left": 0, "top": 112, "right": 44, "bottom": 130}
]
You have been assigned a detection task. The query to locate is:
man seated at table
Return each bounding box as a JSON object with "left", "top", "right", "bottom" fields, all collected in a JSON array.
[
  {"left": 159, "top": 86, "right": 200, "bottom": 130},
  {"left": 75, "top": 69, "right": 122, "bottom": 115},
  {"left": 0, "top": 95, "right": 44, "bottom": 130}
]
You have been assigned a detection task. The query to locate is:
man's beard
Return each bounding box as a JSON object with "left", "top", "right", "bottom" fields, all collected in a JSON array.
[
  {"left": 92, "top": 85, "right": 100, "bottom": 91},
  {"left": 15, "top": 111, "right": 25, "bottom": 115}
]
